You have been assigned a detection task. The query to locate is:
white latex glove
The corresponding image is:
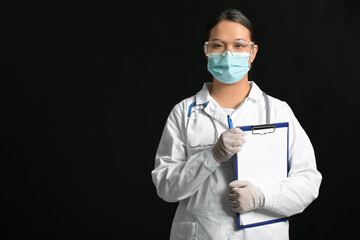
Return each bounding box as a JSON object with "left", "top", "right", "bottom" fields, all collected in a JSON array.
[
  {"left": 228, "top": 180, "right": 265, "bottom": 213},
  {"left": 211, "top": 127, "right": 246, "bottom": 163}
]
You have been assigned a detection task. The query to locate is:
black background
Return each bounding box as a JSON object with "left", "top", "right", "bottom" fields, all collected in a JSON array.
[{"left": 1, "top": 0, "right": 360, "bottom": 239}]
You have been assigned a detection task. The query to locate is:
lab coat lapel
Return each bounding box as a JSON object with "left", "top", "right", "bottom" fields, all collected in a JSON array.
[
  {"left": 195, "top": 83, "right": 229, "bottom": 127},
  {"left": 204, "top": 100, "right": 229, "bottom": 126}
]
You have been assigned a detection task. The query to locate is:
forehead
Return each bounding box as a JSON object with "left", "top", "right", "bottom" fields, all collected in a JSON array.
[{"left": 209, "top": 20, "right": 251, "bottom": 42}]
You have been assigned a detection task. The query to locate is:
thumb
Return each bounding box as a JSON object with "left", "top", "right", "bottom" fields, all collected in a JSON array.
[{"left": 229, "top": 180, "right": 250, "bottom": 188}]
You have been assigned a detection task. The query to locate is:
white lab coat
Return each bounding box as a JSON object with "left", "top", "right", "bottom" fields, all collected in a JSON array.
[{"left": 152, "top": 82, "right": 322, "bottom": 240}]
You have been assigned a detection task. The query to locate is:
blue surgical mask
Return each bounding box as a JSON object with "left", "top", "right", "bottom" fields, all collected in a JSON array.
[{"left": 207, "top": 51, "right": 250, "bottom": 84}]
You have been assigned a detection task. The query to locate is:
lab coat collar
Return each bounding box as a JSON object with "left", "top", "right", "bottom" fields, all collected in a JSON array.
[
  {"left": 195, "top": 81, "right": 263, "bottom": 125},
  {"left": 195, "top": 81, "right": 263, "bottom": 104},
  {"left": 247, "top": 81, "right": 264, "bottom": 101}
]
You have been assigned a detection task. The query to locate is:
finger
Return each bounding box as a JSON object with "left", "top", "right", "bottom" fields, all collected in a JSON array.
[
  {"left": 224, "top": 135, "right": 246, "bottom": 146},
  {"left": 226, "top": 134, "right": 246, "bottom": 143},
  {"left": 223, "top": 135, "right": 246, "bottom": 147},
  {"left": 218, "top": 142, "right": 234, "bottom": 156},
  {"left": 229, "top": 138, "right": 247, "bottom": 149},
  {"left": 228, "top": 127, "right": 246, "bottom": 137},
  {"left": 230, "top": 187, "right": 243, "bottom": 196},
  {"left": 227, "top": 127, "right": 241, "bottom": 134},
  {"left": 225, "top": 128, "right": 244, "bottom": 137},
  {"left": 223, "top": 146, "right": 239, "bottom": 156},
  {"left": 229, "top": 180, "right": 250, "bottom": 188},
  {"left": 228, "top": 192, "right": 238, "bottom": 200},
  {"left": 231, "top": 206, "right": 242, "bottom": 213},
  {"left": 231, "top": 145, "right": 242, "bottom": 154},
  {"left": 229, "top": 200, "right": 239, "bottom": 208},
  {"left": 225, "top": 139, "right": 244, "bottom": 149},
  {"left": 221, "top": 142, "right": 242, "bottom": 155},
  {"left": 239, "top": 135, "right": 247, "bottom": 144},
  {"left": 235, "top": 127, "right": 247, "bottom": 136}
]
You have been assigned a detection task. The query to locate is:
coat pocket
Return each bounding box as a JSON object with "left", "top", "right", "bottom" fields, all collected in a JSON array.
[{"left": 170, "top": 222, "right": 198, "bottom": 240}]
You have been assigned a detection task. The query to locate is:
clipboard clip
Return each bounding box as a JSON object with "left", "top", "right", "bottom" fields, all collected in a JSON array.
[{"left": 251, "top": 124, "right": 275, "bottom": 135}]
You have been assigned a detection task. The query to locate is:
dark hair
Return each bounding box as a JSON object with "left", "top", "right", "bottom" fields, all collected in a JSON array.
[{"left": 203, "top": 8, "right": 255, "bottom": 43}]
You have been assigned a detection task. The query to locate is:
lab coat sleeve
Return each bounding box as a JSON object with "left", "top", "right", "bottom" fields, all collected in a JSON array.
[
  {"left": 151, "top": 103, "right": 220, "bottom": 203},
  {"left": 261, "top": 102, "right": 322, "bottom": 216}
]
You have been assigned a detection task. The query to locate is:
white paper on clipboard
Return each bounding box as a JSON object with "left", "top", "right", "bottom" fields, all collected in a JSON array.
[{"left": 235, "top": 122, "right": 289, "bottom": 228}]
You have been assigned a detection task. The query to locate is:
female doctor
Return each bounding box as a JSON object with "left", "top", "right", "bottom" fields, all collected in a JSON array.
[{"left": 152, "top": 8, "right": 322, "bottom": 240}]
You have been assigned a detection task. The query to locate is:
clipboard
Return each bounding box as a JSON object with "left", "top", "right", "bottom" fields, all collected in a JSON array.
[{"left": 235, "top": 122, "right": 290, "bottom": 229}]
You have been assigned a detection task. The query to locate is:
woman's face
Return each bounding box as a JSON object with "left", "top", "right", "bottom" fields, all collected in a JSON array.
[{"left": 208, "top": 20, "right": 258, "bottom": 65}]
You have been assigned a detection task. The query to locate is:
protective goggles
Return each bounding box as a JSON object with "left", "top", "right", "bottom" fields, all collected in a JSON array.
[{"left": 204, "top": 40, "right": 254, "bottom": 57}]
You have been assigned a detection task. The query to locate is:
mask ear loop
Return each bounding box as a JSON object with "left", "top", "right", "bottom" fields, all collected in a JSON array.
[{"left": 249, "top": 45, "right": 255, "bottom": 69}]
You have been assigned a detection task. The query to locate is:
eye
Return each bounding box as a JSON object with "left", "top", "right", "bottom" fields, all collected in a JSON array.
[
  {"left": 235, "top": 43, "right": 245, "bottom": 48},
  {"left": 210, "top": 42, "right": 224, "bottom": 49}
]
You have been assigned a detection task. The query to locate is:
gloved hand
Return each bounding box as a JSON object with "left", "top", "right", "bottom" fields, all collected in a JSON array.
[
  {"left": 228, "top": 180, "right": 265, "bottom": 213},
  {"left": 211, "top": 127, "right": 246, "bottom": 163}
]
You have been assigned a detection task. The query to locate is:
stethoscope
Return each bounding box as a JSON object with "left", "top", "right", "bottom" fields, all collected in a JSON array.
[{"left": 186, "top": 92, "right": 270, "bottom": 148}]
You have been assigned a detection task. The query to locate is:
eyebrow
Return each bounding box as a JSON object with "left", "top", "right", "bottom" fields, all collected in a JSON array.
[{"left": 210, "top": 38, "right": 246, "bottom": 41}]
